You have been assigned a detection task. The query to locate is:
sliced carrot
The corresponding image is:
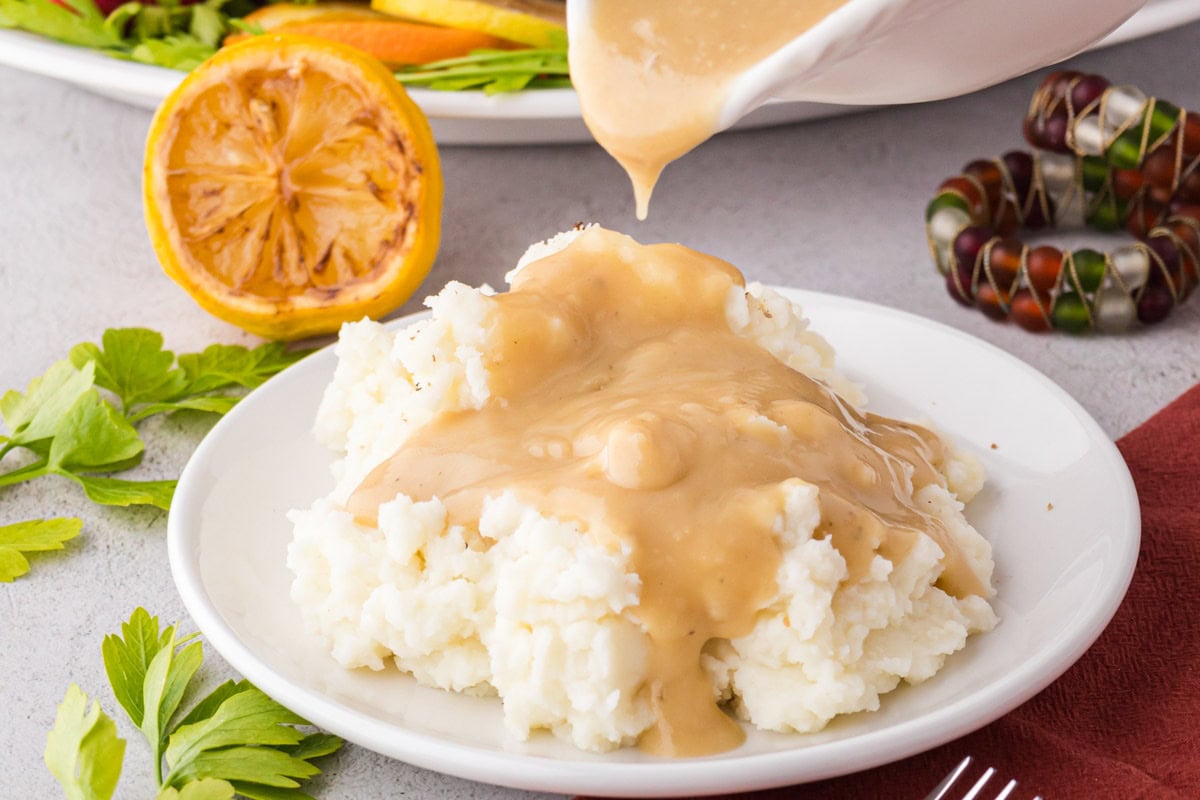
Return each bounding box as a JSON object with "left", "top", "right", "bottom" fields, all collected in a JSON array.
[{"left": 225, "top": 19, "right": 519, "bottom": 66}]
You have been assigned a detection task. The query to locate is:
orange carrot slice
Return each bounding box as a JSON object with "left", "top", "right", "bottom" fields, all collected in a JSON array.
[{"left": 225, "top": 19, "right": 518, "bottom": 66}]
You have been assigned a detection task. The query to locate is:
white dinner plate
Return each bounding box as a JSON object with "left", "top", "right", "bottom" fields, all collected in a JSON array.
[
  {"left": 169, "top": 288, "right": 1139, "bottom": 797},
  {"left": 3, "top": 0, "right": 1198, "bottom": 144}
]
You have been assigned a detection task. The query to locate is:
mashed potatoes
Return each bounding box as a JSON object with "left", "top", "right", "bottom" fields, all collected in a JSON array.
[{"left": 287, "top": 228, "right": 997, "bottom": 754}]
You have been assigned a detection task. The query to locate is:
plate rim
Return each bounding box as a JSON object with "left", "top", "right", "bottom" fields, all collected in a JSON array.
[{"left": 168, "top": 288, "right": 1140, "bottom": 797}]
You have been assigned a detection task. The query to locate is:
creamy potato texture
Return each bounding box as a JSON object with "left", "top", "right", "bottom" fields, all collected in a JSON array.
[{"left": 288, "top": 227, "right": 997, "bottom": 755}]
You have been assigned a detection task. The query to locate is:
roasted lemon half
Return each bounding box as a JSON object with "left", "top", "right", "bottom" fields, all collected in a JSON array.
[{"left": 144, "top": 34, "right": 442, "bottom": 340}]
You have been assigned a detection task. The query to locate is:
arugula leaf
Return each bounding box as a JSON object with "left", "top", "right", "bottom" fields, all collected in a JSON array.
[
  {"left": 396, "top": 46, "right": 571, "bottom": 94},
  {"left": 0, "top": 0, "right": 122, "bottom": 48},
  {"left": 44, "top": 684, "right": 126, "bottom": 800},
  {"left": 0, "top": 517, "right": 82, "bottom": 581},
  {"left": 70, "top": 328, "right": 187, "bottom": 414},
  {"left": 129, "top": 35, "right": 216, "bottom": 70}
]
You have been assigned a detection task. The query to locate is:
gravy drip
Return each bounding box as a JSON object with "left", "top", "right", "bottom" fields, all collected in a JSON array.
[
  {"left": 347, "top": 227, "right": 986, "bottom": 756},
  {"left": 570, "top": 0, "right": 849, "bottom": 219}
]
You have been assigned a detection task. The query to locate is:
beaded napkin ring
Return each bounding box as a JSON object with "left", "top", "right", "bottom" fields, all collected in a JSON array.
[{"left": 925, "top": 72, "right": 1200, "bottom": 332}]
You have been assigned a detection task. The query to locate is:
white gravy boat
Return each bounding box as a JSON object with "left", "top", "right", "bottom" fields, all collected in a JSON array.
[{"left": 566, "top": 0, "right": 1149, "bottom": 131}]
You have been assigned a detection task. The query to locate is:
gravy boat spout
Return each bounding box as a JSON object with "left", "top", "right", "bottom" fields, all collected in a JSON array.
[{"left": 717, "top": 0, "right": 1148, "bottom": 130}]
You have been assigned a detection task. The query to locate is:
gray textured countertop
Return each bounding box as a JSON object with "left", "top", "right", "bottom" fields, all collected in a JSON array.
[{"left": 2, "top": 19, "right": 1199, "bottom": 800}]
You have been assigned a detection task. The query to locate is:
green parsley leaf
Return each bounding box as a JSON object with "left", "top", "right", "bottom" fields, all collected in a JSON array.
[
  {"left": 164, "top": 688, "right": 310, "bottom": 787},
  {"left": 69, "top": 328, "right": 187, "bottom": 415},
  {"left": 158, "top": 779, "right": 237, "bottom": 800},
  {"left": 44, "top": 683, "right": 126, "bottom": 800},
  {"left": 96, "top": 609, "right": 342, "bottom": 795},
  {"left": 0, "top": 517, "right": 82, "bottom": 581},
  {"left": 102, "top": 607, "right": 171, "bottom": 729},
  {"left": 127, "top": 395, "right": 240, "bottom": 423},
  {"left": 178, "top": 342, "right": 310, "bottom": 395},
  {"left": 228, "top": 783, "right": 318, "bottom": 800},
  {"left": 1, "top": 360, "right": 95, "bottom": 449},
  {"left": 48, "top": 390, "right": 144, "bottom": 472},
  {"left": 64, "top": 474, "right": 177, "bottom": 509}
]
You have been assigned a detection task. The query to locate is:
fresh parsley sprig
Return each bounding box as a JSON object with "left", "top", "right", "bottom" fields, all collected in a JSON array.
[
  {"left": 395, "top": 43, "right": 571, "bottom": 94},
  {"left": 46, "top": 608, "right": 343, "bottom": 799},
  {"left": 0, "top": 518, "right": 83, "bottom": 581},
  {"left": 0, "top": 327, "right": 308, "bottom": 581}
]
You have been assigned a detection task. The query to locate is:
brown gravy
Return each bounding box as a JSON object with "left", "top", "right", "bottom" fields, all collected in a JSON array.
[
  {"left": 347, "top": 227, "right": 985, "bottom": 755},
  {"left": 570, "top": 0, "right": 850, "bottom": 218}
]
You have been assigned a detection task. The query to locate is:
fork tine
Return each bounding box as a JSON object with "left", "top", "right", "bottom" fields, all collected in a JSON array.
[
  {"left": 923, "top": 756, "right": 973, "bottom": 800},
  {"left": 993, "top": 778, "right": 1018, "bottom": 800},
  {"left": 960, "top": 766, "right": 995, "bottom": 800}
]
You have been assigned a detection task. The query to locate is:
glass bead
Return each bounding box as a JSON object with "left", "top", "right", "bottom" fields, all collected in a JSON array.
[
  {"left": 988, "top": 238, "right": 1023, "bottom": 292},
  {"left": 938, "top": 177, "right": 986, "bottom": 217},
  {"left": 1147, "top": 99, "right": 1181, "bottom": 146},
  {"left": 1112, "top": 168, "right": 1143, "bottom": 201},
  {"left": 1069, "top": 74, "right": 1110, "bottom": 110},
  {"left": 994, "top": 200, "right": 1020, "bottom": 236},
  {"left": 1174, "top": 169, "right": 1200, "bottom": 204},
  {"left": 925, "top": 191, "right": 971, "bottom": 222},
  {"left": 1079, "top": 156, "right": 1108, "bottom": 192},
  {"left": 1106, "top": 125, "right": 1145, "bottom": 170},
  {"left": 964, "top": 159, "right": 1004, "bottom": 208},
  {"left": 945, "top": 269, "right": 973, "bottom": 306},
  {"left": 1052, "top": 293, "right": 1091, "bottom": 333},
  {"left": 1010, "top": 289, "right": 1051, "bottom": 332},
  {"left": 1142, "top": 147, "right": 1176, "bottom": 189},
  {"left": 1093, "top": 288, "right": 1137, "bottom": 332},
  {"left": 1125, "top": 201, "right": 1165, "bottom": 238},
  {"left": 1111, "top": 245, "right": 1150, "bottom": 290},
  {"left": 1073, "top": 115, "right": 1104, "bottom": 156},
  {"left": 1103, "top": 85, "right": 1148, "bottom": 134},
  {"left": 974, "top": 283, "right": 1010, "bottom": 321},
  {"left": 955, "top": 258, "right": 976, "bottom": 299},
  {"left": 1042, "top": 111, "right": 1070, "bottom": 153},
  {"left": 1166, "top": 221, "right": 1200, "bottom": 264},
  {"left": 953, "top": 226, "right": 993, "bottom": 270},
  {"left": 1146, "top": 235, "right": 1181, "bottom": 284},
  {"left": 1136, "top": 284, "right": 1174, "bottom": 324},
  {"left": 1027, "top": 246, "right": 1064, "bottom": 292},
  {"left": 1039, "top": 152, "right": 1076, "bottom": 199},
  {"left": 929, "top": 206, "right": 970, "bottom": 245},
  {"left": 1070, "top": 249, "right": 1107, "bottom": 292},
  {"left": 1002, "top": 151, "right": 1034, "bottom": 201},
  {"left": 1086, "top": 197, "right": 1123, "bottom": 232},
  {"left": 1024, "top": 193, "right": 1055, "bottom": 229},
  {"left": 1183, "top": 112, "right": 1200, "bottom": 157}
]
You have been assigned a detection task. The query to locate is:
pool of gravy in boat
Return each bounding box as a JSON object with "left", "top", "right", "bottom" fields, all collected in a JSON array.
[
  {"left": 346, "top": 227, "right": 986, "bottom": 756},
  {"left": 570, "top": 0, "right": 849, "bottom": 219}
]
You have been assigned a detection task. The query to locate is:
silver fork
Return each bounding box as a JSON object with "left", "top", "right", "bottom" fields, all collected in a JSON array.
[{"left": 923, "top": 756, "right": 1044, "bottom": 800}]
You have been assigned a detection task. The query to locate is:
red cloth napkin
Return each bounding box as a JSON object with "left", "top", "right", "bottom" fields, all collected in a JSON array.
[{"left": 580, "top": 384, "right": 1200, "bottom": 800}]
